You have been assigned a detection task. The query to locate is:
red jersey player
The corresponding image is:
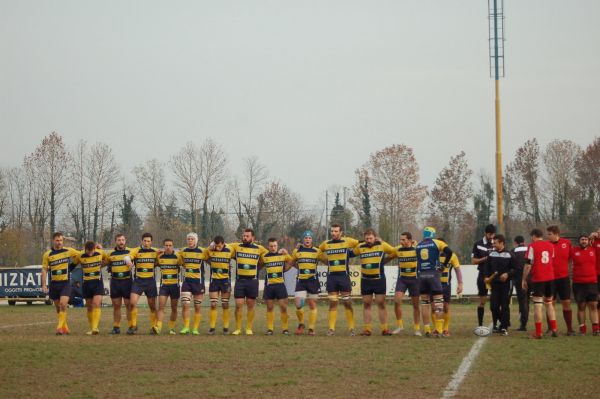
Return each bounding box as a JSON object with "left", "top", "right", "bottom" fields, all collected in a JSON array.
[
  {"left": 570, "top": 234, "right": 598, "bottom": 335},
  {"left": 522, "top": 228, "right": 557, "bottom": 339},
  {"left": 546, "top": 225, "right": 574, "bottom": 335}
]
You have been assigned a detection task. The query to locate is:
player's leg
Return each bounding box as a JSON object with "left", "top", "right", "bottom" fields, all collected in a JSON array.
[
  {"left": 531, "top": 290, "right": 544, "bottom": 339},
  {"left": 85, "top": 296, "right": 94, "bottom": 333},
  {"left": 168, "top": 295, "right": 179, "bottom": 335},
  {"left": 375, "top": 294, "right": 389, "bottom": 335},
  {"left": 341, "top": 291, "right": 355, "bottom": 335},
  {"left": 246, "top": 298, "right": 256, "bottom": 335},
  {"left": 306, "top": 295, "right": 318, "bottom": 335},
  {"left": 441, "top": 284, "right": 451, "bottom": 336},
  {"left": 265, "top": 295, "right": 275, "bottom": 334},
  {"left": 278, "top": 297, "right": 289, "bottom": 334},
  {"left": 393, "top": 291, "right": 405, "bottom": 334},
  {"left": 146, "top": 282, "right": 158, "bottom": 329},
  {"left": 544, "top": 281, "right": 558, "bottom": 336},
  {"left": 490, "top": 285, "right": 500, "bottom": 331},
  {"left": 361, "top": 294, "right": 373, "bottom": 335},
  {"left": 180, "top": 291, "right": 192, "bottom": 334},
  {"left": 558, "top": 278, "right": 574, "bottom": 334},
  {"left": 294, "top": 288, "right": 307, "bottom": 334},
  {"left": 154, "top": 295, "right": 167, "bottom": 334},
  {"left": 477, "top": 272, "right": 487, "bottom": 327},
  {"left": 233, "top": 297, "right": 245, "bottom": 335},
  {"left": 420, "top": 294, "right": 432, "bottom": 336},
  {"left": 128, "top": 292, "right": 140, "bottom": 334},
  {"left": 432, "top": 294, "right": 444, "bottom": 336},
  {"left": 221, "top": 290, "right": 231, "bottom": 334},
  {"left": 411, "top": 295, "right": 421, "bottom": 335},
  {"left": 111, "top": 296, "right": 123, "bottom": 334},
  {"left": 499, "top": 283, "right": 511, "bottom": 334},
  {"left": 514, "top": 276, "right": 528, "bottom": 331},
  {"left": 589, "top": 300, "right": 599, "bottom": 335},
  {"left": 52, "top": 294, "right": 63, "bottom": 335},
  {"left": 90, "top": 294, "right": 102, "bottom": 334},
  {"left": 576, "top": 293, "right": 586, "bottom": 335},
  {"left": 191, "top": 293, "right": 203, "bottom": 335}
]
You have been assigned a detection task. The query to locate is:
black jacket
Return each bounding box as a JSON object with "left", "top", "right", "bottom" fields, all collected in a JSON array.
[{"left": 487, "top": 248, "right": 517, "bottom": 284}]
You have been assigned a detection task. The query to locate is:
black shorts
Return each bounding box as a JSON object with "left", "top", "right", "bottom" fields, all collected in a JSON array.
[
  {"left": 442, "top": 284, "right": 451, "bottom": 303},
  {"left": 573, "top": 282, "right": 599, "bottom": 303},
  {"left": 263, "top": 284, "right": 288, "bottom": 300},
  {"left": 477, "top": 272, "right": 488, "bottom": 297},
  {"left": 110, "top": 278, "right": 132, "bottom": 299},
  {"left": 181, "top": 280, "right": 205, "bottom": 296},
  {"left": 395, "top": 278, "right": 419, "bottom": 297},
  {"left": 49, "top": 281, "right": 70, "bottom": 300},
  {"left": 418, "top": 271, "right": 442, "bottom": 296},
  {"left": 531, "top": 280, "right": 555, "bottom": 298},
  {"left": 554, "top": 277, "right": 571, "bottom": 301},
  {"left": 326, "top": 274, "right": 352, "bottom": 293},
  {"left": 82, "top": 280, "right": 104, "bottom": 298},
  {"left": 159, "top": 284, "right": 181, "bottom": 299},
  {"left": 295, "top": 279, "right": 320, "bottom": 295},
  {"left": 234, "top": 279, "right": 259, "bottom": 299},
  {"left": 209, "top": 279, "right": 231, "bottom": 294},
  {"left": 131, "top": 278, "right": 158, "bottom": 298},
  {"left": 361, "top": 278, "right": 386, "bottom": 296}
]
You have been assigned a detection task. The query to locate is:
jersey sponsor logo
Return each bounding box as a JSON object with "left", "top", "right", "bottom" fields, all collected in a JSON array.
[
  {"left": 183, "top": 258, "right": 202, "bottom": 264},
  {"left": 237, "top": 252, "right": 259, "bottom": 260},
  {"left": 210, "top": 257, "right": 231, "bottom": 263},
  {"left": 325, "top": 248, "right": 347, "bottom": 255},
  {"left": 136, "top": 257, "right": 155, "bottom": 263},
  {"left": 49, "top": 258, "right": 69, "bottom": 267}
]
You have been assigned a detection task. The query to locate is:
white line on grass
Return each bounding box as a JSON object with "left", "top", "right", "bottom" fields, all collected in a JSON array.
[
  {"left": 441, "top": 325, "right": 492, "bottom": 399},
  {"left": 0, "top": 321, "right": 54, "bottom": 329}
]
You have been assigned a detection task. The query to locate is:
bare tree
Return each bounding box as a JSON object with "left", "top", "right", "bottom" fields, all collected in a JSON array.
[
  {"left": 170, "top": 141, "right": 201, "bottom": 231},
  {"left": 509, "top": 138, "right": 542, "bottom": 223},
  {"left": 198, "top": 138, "right": 227, "bottom": 239},
  {"left": 349, "top": 168, "right": 372, "bottom": 232},
  {"left": 229, "top": 156, "right": 269, "bottom": 235},
  {"left": 132, "top": 159, "right": 167, "bottom": 223}
]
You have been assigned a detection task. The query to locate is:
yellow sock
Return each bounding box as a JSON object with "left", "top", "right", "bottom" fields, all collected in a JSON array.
[
  {"left": 396, "top": 319, "right": 404, "bottom": 328},
  {"left": 156, "top": 321, "right": 163, "bottom": 332},
  {"left": 344, "top": 308, "right": 355, "bottom": 330},
  {"left": 435, "top": 318, "right": 444, "bottom": 333},
  {"left": 328, "top": 310, "right": 337, "bottom": 331},
  {"left": 168, "top": 320, "right": 176, "bottom": 330},
  {"left": 443, "top": 312, "right": 450, "bottom": 331},
  {"left": 183, "top": 317, "right": 190, "bottom": 329},
  {"left": 281, "top": 312, "right": 289, "bottom": 330},
  {"left": 150, "top": 310, "right": 157, "bottom": 327},
  {"left": 62, "top": 312, "right": 68, "bottom": 330},
  {"left": 87, "top": 309, "right": 93, "bottom": 328},
  {"left": 266, "top": 311, "right": 275, "bottom": 330},
  {"left": 56, "top": 312, "right": 64, "bottom": 329},
  {"left": 247, "top": 309, "right": 255, "bottom": 330},
  {"left": 235, "top": 311, "right": 243, "bottom": 330},
  {"left": 130, "top": 308, "right": 138, "bottom": 328},
  {"left": 380, "top": 323, "right": 388, "bottom": 332},
  {"left": 296, "top": 309, "right": 305, "bottom": 324},
  {"left": 424, "top": 324, "right": 432, "bottom": 334},
  {"left": 113, "top": 321, "right": 120, "bottom": 328},
  {"left": 209, "top": 308, "right": 218, "bottom": 328},
  {"left": 93, "top": 308, "right": 101, "bottom": 330},
  {"left": 308, "top": 309, "right": 317, "bottom": 330},
  {"left": 193, "top": 313, "right": 201, "bottom": 330},
  {"left": 222, "top": 308, "right": 230, "bottom": 329},
  {"left": 414, "top": 323, "right": 420, "bottom": 332},
  {"left": 364, "top": 323, "right": 372, "bottom": 332},
  {"left": 431, "top": 313, "right": 437, "bottom": 323}
]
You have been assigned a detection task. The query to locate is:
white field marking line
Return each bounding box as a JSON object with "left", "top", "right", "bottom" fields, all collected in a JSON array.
[
  {"left": 441, "top": 324, "right": 492, "bottom": 399},
  {"left": 0, "top": 321, "right": 54, "bottom": 329}
]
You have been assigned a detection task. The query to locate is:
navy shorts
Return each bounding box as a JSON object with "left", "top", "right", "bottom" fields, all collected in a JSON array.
[
  {"left": 263, "top": 284, "right": 288, "bottom": 300},
  {"left": 573, "top": 282, "right": 598, "bottom": 303},
  {"left": 234, "top": 279, "right": 259, "bottom": 299},
  {"left": 295, "top": 279, "right": 320, "bottom": 295},
  {"left": 531, "top": 280, "right": 555, "bottom": 298},
  {"left": 396, "top": 278, "right": 419, "bottom": 297},
  {"left": 554, "top": 277, "right": 571, "bottom": 301},
  {"left": 49, "top": 281, "right": 70, "bottom": 300},
  {"left": 419, "top": 271, "right": 442, "bottom": 296},
  {"left": 110, "top": 278, "right": 132, "bottom": 299},
  {"left": 131, "top": 278, "right": 158, "bottom": 298},
  {"left": 209, "top": 279, "right": 231, "bottom": 293},
  {"left": 361, "top": 278, "right": 386, "bottom": 296},
  {"left": 159, "top": 284, "right": 181, "bottom": 299},
  {"left": 181, "top": 280, "right": 205, "bottom": 296},
  {"left": 442, "top": 284, "right": 451, "bottom": 303},
  {"left": 83, "top": 280, "right": 104, "bottom": 298},
  {"left": 477, "top": 272, "right": 488, "bottom": 296},
  {"left": 326, "top": 274, "right": 352, "bottom": 293}
]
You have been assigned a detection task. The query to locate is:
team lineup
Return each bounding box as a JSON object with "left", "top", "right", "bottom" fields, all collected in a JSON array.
[{"left": 41, "top": 223, "right": 600, "bottom": 339}]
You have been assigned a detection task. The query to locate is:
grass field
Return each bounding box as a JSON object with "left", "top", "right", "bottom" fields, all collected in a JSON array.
[{"left": 0, "top": 301, "right": 598, "bottom": 399}]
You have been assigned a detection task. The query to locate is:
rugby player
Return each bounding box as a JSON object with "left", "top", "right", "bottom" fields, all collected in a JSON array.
[
  {"left": 128, "top": 233, "right": 160, "bottom": 335},
  {"left": 393, "top": 232, "right": 421, "bottom": 336},
  {"left": 546, "top": 225, "right": 575, "bottom": 335},
  {"left": 437, "top": 238, "right": 463, "bottom": 337},
  {"left": 511, "top": 236, "right": 530, "bottom": 331},
  {"left": 415, "top": 227, "right": 453, "bottom": 337},
  {"left": 471, "top": 224, "right": 496, "bottom": 328},
  {"left": 207, "top": 236, "right": 234, "bottom": 335},
  {"left": 105, "top": 234, "right": 135, "bottom": 334},
  {"left": 318, "top": 223, "right": 360, "bottom": 336},
  {"left": 179, "top": 233, "right": 208, "bottom": 335},
  {"left": 570, "top": 234, "right": 599, "bottom": 335},
  {"left": 155, "top": 239, "right": 183, "bottom": 335},
  {"left": 73, "top": 241, "right": 108, "bottom": 335},
  {"left": 290, "top": 230, "right": 322, "bottom": 336},
  {"left": 41, "top": 232, "right": 80, "bottom": 335},
  {"left": 589, "top": 231, "right": 600, "bottom": 326},
  {"left": 522, "top": 228, "right": 558, "bottom": 339},
  {"left": 261, "top": 238, "right": 293, "bottom": 335},
  {"left": 352, "top": 229, "right": 396, "bottom": 336}
]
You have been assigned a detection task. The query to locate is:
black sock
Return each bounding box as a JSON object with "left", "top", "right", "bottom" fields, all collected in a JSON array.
[{"left": 477, "top": 306, "right": 484, "bottom": 326}]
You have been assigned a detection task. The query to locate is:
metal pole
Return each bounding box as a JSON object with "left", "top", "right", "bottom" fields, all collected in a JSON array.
[
  {"left": 493, "top": 0, "right": 504, "bottom": 233},
  {"left": 325, "top": 190, "right": 329, "bottom": 240}
]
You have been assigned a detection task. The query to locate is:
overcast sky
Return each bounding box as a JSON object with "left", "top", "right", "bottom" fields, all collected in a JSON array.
[{"left": 1, "top": 0, "right": 599, "bottom": 210}]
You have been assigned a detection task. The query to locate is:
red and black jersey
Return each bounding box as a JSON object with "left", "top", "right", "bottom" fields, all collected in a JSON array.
[
  {"left": 549, "top": 238, "right": 571, "bottom": 279},
  {"left": 593, "top": 240, "right": 600, "bottom": 275},
  {"left": 526, "top": 240, "right": 555, "bottom": 283},
  {"left": 570, "top": 245, "right": 597, "bottom": 284}
]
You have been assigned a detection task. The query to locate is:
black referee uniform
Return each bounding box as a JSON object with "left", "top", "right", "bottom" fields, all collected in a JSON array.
[{"left": 488, "top": 249, "right": 517, "bottom": 332}]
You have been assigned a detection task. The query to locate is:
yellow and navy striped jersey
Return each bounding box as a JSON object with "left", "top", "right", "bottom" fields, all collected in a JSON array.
[
  {"left": 318, "top": 237, "right": 360, "bottom": 275},
  {"left": 396, "top": 246, "right": 418, "bottom": 279},
  {"left": 229, "top": 242, "right": 268, "bottom": 280},
  {"left": 439, "top": 253, "right": 460, "bottom": 285},
  {"left": 261, "top": 252, "right": 293, "bottom": 285},
  {"left": 416, "top": 239, "right": 448, "bottom": 272},
  {"left": 105, "top": 248, "right": 134, "bottom": 280},
  {"left": 42, "top": 247, "right": 79, "bottom": 282},
  {"left": 179, "top": 247, "right": 208, "bottom": 283},
  {"left": 74, "top": 251, "right": 108, "bottom": 281},
  {"left": 158, "top": 253, "right": 183, "bottom": 285},
  {"left": 130, "top": 247, "right": 159, "bottom": 279},
  {"left": 352, "top": 241, "right": 396, "bottom": 279},
  {"left": 207, "top": 245, "right": 234, "bottom": 281},
  {"left": 291, "top": 246, "right": 322, "bottom": 280}
]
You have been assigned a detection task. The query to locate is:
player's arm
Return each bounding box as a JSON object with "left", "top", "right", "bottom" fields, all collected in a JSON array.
[
  {"left": 471, "top": 243, "right": 487, "bottom": 265},
  {"left": 451, "top": 255, "right": 464, "bottom": 294},
  {"left": 283, "top": 253, "right": 294, "bottom": 271},
  {"left": 521, "top": 246, "right": 533, "bottom": 290},
  {"left": 41, "top": 251, "right": 50, "bottom": 294}
]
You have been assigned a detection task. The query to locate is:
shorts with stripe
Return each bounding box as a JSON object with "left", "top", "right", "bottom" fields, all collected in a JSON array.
[
  {"left": 159, "top": 284, "right": 181, "bottom": 299},
  {"left": 395, "top": 278, "right": 419, "bottom": 297},
  {"left": 181, "top": 280, "right": 205, "bottom": 296},
  {"left": 110, "top": 279, "right": 132, "bottom": 299},
  {"left": 49, "top": 281, "right": 70, "bottom": 300},
  {"left": 83, "top": 280, "right": 104, "bottom": 298},
  {"left": 131, "top": 278, "right": 158, "bottom": 298}
]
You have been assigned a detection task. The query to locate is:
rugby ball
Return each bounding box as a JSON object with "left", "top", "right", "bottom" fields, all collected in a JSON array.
[{"left": 473, "top": 326, "right": 491, "bottom": 337}]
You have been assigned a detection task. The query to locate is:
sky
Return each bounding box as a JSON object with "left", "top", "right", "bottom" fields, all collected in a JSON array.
[{"left": 1, "top": 0, "right": 599, "bottom": 210}]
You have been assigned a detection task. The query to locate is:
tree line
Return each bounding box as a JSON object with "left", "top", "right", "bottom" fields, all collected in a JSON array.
[{"left": 1, "top": 132, "right": 599, "bottom": 266}]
